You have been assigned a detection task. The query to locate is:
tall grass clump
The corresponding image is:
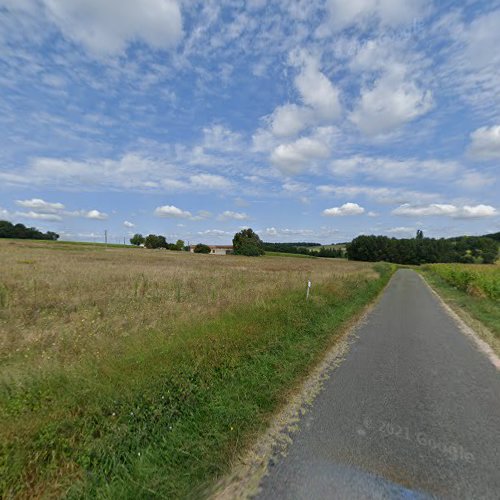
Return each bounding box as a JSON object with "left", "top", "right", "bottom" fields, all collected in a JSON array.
[{"left": 0, "top": 239, "right": 392, "bottom": 498}]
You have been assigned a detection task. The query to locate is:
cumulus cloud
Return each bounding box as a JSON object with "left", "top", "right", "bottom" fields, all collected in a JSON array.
[
  {"left": 123, "top": 220, "right": 135, "bottom": 228},
  {"left": 323, "top": 202, "right": 365, "bottom": 216},
  {"left": 85, "top": 209, "right": 108, "bottom": 220},
  {"left": 271, "top": 126, "right": 336, "bottom": 175},
  {"left": 271, "top": 137, "right": 329, "bottom": 174},
  {"left": 154, "top": 205, "right": 192, "bottom": 218},
  {"left": 15, "top": 198, "right": 64, "bottom": 212},
  {"left": 350, "top": 70, "right": 433, "bottom": 136},
  {"left": 293, "top": 52, "right": 341, "bottom": 121},
  {"left": 218, "top": 211, "right": 249, "bottom": 221},
  {"left": 43, "top": 0, "right": 183, "bottom": 57},
  {"left": 392, "top": 203, "right": 497, "bottom": 219},
  {"left": 269, "top": 104, "right": 313, "bottom": 137},
  {"left": 469, "top": 125, "right": 500, "bottom": 160}
]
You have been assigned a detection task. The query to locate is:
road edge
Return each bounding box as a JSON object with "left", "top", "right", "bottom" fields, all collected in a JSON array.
[
  {"left": 210, "top": 272, "right": 395, "bottom": 500},
  {"left": 417, "top": 273, "right": 500, "bottom": 371}
]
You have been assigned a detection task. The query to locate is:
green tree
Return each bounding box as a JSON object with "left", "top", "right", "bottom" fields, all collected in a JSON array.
[
  {"left": 144, "top": 234, "right": 167, "bottom": 249},
  {"left": 194, "top": 243, "right": 211, "bottom": 254},
  {"left": 233, "top": 228, "right": 264, "bottom": 256},
  {"left": 130, "top": 233, "right": 145, "bottom": 246},
  {"left": 175, "top": 239, "right": 185, "bottom": 251}
]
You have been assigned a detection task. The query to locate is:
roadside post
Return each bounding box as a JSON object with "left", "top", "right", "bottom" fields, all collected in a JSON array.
[{"left": 306, "top": 280, "right": 311, "bottom": 300}]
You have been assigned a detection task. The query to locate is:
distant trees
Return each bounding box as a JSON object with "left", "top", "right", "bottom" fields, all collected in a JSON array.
[
  {"left": 0, "top": 220, "right": 59, "bottom": 241},
  {"left": 233, "top": 228, "right": 264, "bottom": 256},
  {"left": 194, "top": 243, "right": 211, "bottom": 254},
  {"left": 347, "top": 232, "right": 498, "bottom": 265},
  {"left": 144, "top": 234, "right": 167, "bottom": 249},
  {"left": 130, "top": 233, "right": 145, "bottom": 246},
  {"left": 261, "top": 242, "right": 345, "bottom": 258},
  {"left": 174, "top": 239, "right": 185, "bottom": 251}
]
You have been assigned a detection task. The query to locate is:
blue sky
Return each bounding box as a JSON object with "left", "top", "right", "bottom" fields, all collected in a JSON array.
[{"left": 0, "top": 0, "right": 499, "bottom": 244}]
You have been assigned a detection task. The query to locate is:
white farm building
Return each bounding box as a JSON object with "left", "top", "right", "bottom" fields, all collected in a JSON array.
[{"left": 189, "top": 245, "right": 234, "bottom": 255}]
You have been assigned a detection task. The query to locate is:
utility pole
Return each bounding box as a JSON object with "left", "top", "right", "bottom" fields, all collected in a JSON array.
[{"left": 105, "top": 230, "right": 108, "bottom": 249}]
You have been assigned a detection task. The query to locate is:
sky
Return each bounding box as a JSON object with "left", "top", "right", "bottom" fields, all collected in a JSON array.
[{"left": 0, "top": 0, "right": 499, "bottom": 245}]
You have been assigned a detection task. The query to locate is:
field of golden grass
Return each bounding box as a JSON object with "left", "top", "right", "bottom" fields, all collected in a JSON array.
[
  {"left": 0, "top": 239, "right": 374, "bottom": 372},
  {"left": 0, "top": 239, "right": 388, "bottom": 498}
]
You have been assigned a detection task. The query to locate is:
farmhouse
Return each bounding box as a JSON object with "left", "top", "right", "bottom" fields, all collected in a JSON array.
[{"left": 189, "top": 245, "right": 234, "bottom": 255}]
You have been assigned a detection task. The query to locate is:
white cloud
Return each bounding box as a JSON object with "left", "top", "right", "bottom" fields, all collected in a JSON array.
[
  {"left": 320, "top": 0, "right": 427, "bottom": 33},
  {"left": 293, "top": 53, "right": 341, "bottom": 121},
  {"left": 16, "top": 211, "right": 63, "bottom": 221},
  {"left": 393, "top": 203, "right": 497, "bottom": 219},
  {"left": 469, "top": 125, "right": 500, "bottom": 160},
  {"left": 438, "top": 10, "right": 500, "bottom": 116},
  {"left": 123, "top": 220, "right": 135, "bottom": 228},
  {"left": 15, "top": 198, "right": 64, "bottom": 212},
  {"left": 1, "top": 154, "right": 233, "bottom": 193},
  {"left": 271, "top": 137, "right": 329, "bottom": 174},
  {"left": 154, "top": 205, "right": 192, "bottom": 218},
  {"left": 218, "top": 211, "right": 249, "bottom": 221},
  {"left": 271, "top": 126, "right": 335, "bottom": 175},
  {"left": 202, "top": 125, "right": 243, "bottom": 152},
  {"left": 317, "top": 184, "right": 439, "bottom": 205},
  {"left": 189, "top": 173, "right": 232, "bottom": 190},
  {"left": 262, "top": 227, "right": 315, "bottom": 237},
  {"left": 85, "top": 209, "right": 108, "bottom": 220},
  {"left": 323, "top": 202, "right": 365, "bottom": 216},
  {"left": 43, "top": 0, "right": 183, "bottom": 57},
  {"left": 350, "top": 70, "right": 433, "bottom": 136},
  {"left": 269, "top": 104, "right": 313, "bottom": 137},
  {"left": 455, "top": 170, "right": 494, "bottom": 190},
  {"left": 330, "top": 156, "right": 458, "bottom": 181},
  {"left": 386, "top": 226, "right": 417, "bottom": 234}
]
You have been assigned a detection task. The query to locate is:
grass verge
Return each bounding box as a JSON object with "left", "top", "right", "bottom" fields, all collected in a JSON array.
[
  {"left": 1, "top": 264, "right": 393, "bottom": 499},
  {"left": 419, "top": 268, "right": 500, "bottom": 357}
]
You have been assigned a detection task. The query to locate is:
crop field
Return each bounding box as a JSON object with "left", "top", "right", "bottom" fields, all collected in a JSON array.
[
  {"left": 422, "top": 263, "right": 500, "bottom": 348},
  {"left": 424, "top": 263, "right": 500, "bottom": 301},
  {"left": 0, "top": 239, "right": 392, "bottom": 498}
]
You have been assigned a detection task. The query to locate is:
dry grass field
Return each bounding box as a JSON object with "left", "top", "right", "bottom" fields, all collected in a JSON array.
[
  {"left": 0, "top": 239, "right": 391, "bottom": 498},
  {"left": 0, "top": 239, "right": 374, "bottom": 370}
]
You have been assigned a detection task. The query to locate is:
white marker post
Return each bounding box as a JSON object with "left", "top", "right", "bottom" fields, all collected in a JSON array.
[{"left": 306, "top": 280, "right": 311, "bottom": 301}]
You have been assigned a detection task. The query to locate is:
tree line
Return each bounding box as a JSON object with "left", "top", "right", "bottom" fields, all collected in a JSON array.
[
  {"left": 262, "top": 242, "right": 345, "bottom": 258},
  {"left": 347, "top": 231, "right": 498, "bottom": 265},
  {"left": 130, "top": 233, "right": 186, "bottom": 251},
  {"left": 0, "top": 220, "right": 59, "bottom": 241}
]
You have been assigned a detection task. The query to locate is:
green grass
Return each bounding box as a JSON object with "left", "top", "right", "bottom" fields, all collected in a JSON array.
[
  {"left": 264, "top": 251, "right": 315, "bottom": 258},
  {"left": 420, "top": 267, "right": 500, "bottom": 349},
  {"left": 0, "top": 264, "right": 393, "bottom": 498}
]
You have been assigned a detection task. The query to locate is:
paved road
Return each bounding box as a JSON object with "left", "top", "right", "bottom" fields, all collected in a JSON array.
[{"left": 257, "top": 269, "right": 500, "bottom": 499}]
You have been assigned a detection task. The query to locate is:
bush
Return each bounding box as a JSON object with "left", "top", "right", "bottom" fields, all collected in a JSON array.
[{"left": 193, "top": 243, "right": 211, "bottom": 254}]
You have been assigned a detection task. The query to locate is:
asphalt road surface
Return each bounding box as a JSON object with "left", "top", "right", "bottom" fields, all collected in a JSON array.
[{"left": 257, "top": 269, "right": 500, "bottom": 500}]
